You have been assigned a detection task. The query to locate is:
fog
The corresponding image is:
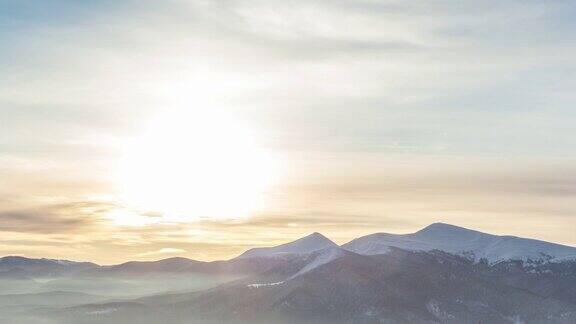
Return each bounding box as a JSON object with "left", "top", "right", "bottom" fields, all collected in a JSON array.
[{"left": 0, "top": 273, "right": 241, "bottom": 324}]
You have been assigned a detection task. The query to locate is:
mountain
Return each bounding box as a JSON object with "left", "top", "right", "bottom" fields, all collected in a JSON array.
[
  {"left": 4, "top": 224, "right": 576, "bottom": 323},
  {"left": 46, "top": 248, "right": 576, "bottom": 324},
  {"left": 343, "top": 222, "right": 576, "bottom": 263},
  {"left": 166, "top": 248, "right": 576, "bottom": 324},
  {"left": 5, "top": 225, "right": 576, "bottom": 279},
  {"left": 84, "top": 257, "right": 205, "bottom": 276},
  {"left": 0, "top": 256, "right": 98, "bottom": 278},
  {"left": 237, "top": 232, "right": 338, "bottom": 259},
  {"left": 83, "top": 256, "right": 296, "bottom": 279}
]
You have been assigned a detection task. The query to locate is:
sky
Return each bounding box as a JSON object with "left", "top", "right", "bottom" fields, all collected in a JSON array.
[{"left": 1, "top": 0, "right": 575, "bottom": 264}]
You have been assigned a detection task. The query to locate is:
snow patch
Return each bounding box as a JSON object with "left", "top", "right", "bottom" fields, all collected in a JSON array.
[
  {"left": 506, "top": 315, "right": 525, "bottom": 324},
  {"left": 85, "top": 308, "right": 118, "bottom": 315},
  {"left": 247, "top": 281, "right": 284, "bottom": 288},
  {"left": 288, "top": 247, "right": 345, "bottom": 280},
  {"left": 426, "top": 300, "right": 455, "bottom": 321}
]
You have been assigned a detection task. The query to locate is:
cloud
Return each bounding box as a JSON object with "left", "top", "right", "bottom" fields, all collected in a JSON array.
[
  {"left": 0, "top": 210, "right": 87, "bottom": 234},
  {"left": 0, "top": 0, "right": 575, "bottom": 262},
  {"left": 135, "top": 248, "right": 187, "bottom": 257},
  {"left": 0, "top": 200, "right": 113, "bottom": 234},
  {"left": 2, "top": 0, "right": 576, "bottom": 159}
]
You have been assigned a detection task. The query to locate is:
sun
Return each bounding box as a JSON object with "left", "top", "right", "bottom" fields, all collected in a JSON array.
[{"left": 118, "top": 108, "right": 279, "bottom": 223}]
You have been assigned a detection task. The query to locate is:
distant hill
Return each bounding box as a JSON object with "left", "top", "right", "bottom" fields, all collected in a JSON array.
[{"left": 0, "top": 256, "right": 98, "bottom": 278}]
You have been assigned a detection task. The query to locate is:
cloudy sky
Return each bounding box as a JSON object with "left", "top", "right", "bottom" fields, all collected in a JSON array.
[{"left": 1, "top": 0, "right": 575, "bottom": 264}]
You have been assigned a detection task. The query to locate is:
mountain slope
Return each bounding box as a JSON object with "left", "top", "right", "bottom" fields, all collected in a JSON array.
[
  {"left": 480, "top": 258, "right": 576, "bottom": 306},
  {"left": 49, "top": 248, "right": 576, "bottom": 324},
  {"left": 343, "top": 222, "right": 576, "bottom": 262},
  {"left": 171, "top": 248, "right": 576, "bottom": 323}
]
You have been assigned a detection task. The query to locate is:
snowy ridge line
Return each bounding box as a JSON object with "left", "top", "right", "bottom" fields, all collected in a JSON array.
[
  {"left": 247, "top": 281, "right": 284, "bottom": 288},
  {"left": 342, "top": 223, "right": 576, "bottom": 263}
]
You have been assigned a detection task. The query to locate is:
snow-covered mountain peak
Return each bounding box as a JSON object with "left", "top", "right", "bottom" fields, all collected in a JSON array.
[
  {"left": 414, "top": 222, "right": 495, "bottom": 243},
  {"left": 343, "top": 223, "right": 576, "bottom": 263},
  {"left": 308, "top": 232, "right": 326, "bottom": 238},
  {"left": 292, "top": 232, "right": 334, "bottom": 247},
  {"left": 417, "top": 222, "right": 484, "bottom": 236},
  {"left": 236, "top": 232, "right": 337, "bottom": 259}
]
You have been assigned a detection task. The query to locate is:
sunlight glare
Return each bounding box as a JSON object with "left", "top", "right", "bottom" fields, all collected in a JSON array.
[{"left": 118, "top": 108, "right": 279, "bottom": 223}]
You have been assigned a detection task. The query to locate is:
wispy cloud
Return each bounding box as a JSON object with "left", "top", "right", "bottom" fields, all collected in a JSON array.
[{"left": 0, "top": 200, "right": 113, "bottom": 234}]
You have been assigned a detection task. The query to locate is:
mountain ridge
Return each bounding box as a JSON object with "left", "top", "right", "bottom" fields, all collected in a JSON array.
[
  {"left": 3, "top": 223, "right": 576, "bottom": 273},
  {"left": 50, "top": 247, "right": 576, "bottom": 324},
  {"left": 343, "top": 222, "right": 576, "bottom": 263},
  {"left": 5, "top": 225, "right": 576, "bottom": 324}
]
